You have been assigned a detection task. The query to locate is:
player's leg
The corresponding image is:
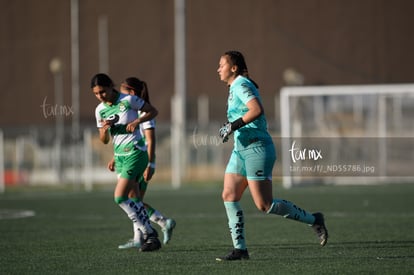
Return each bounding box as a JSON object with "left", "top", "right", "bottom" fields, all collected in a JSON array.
[
  {"left": 246, "top": 144, "right": 328, "bottom": 246},
  {"left": 266, "top": 194, "right": 328, "bottom": 246},
  {"left": 115, "top": 152, "right": 161, "bottom": 251},
  {"left": 248, "top": 178, "right": 315, "bottom": 223},
  {"left": 245, "top": 143, "right": 314, "bottom": 221},
  {"left": 144, "top": 202, "right": 176, "bottom": 245},
  {"left": 115, "top": 177, "right": 147, "bottom": 249},
  {"left": 247, "top": 178, "right": 273, "bottom": 211},
  {"left": 138, "top": 178, "right": 176, "bottom": 244},
  {"left": 217, "top": 151, "right": 250, "bottom": 261},
  {"left": 248, "top": 179, "right": 328, "bottom": 245},
  {"left": 119, "top": 181, "right": 143, "bottom": 249}
]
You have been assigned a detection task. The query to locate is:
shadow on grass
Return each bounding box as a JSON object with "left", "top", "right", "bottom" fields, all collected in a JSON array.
[
  {"left": 252, "top": 239, "right": 414, "bottom": 248},
  {"left": 248, "top": 240, "right": 414, "bottom": 262}
]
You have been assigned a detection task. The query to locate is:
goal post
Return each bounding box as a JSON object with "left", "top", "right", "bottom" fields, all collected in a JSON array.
[{"left": 280, "top": 84, "right": 414, "bottom": 188}]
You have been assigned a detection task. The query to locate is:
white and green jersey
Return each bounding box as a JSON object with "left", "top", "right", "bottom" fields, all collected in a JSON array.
[
  {"left": 138, "top": 111, "right": 156, "bottom": 142},
  {"left": 227, "top": 75, "right": 273, "bottom": 150},
  {"left": 95, "top": 92, "right": 147, "bottom": 156}
]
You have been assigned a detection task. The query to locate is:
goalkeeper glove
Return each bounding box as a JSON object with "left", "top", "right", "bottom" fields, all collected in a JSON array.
[
  {"left": 219, "top": 122, "right": 232, "bottom": 143},
  {"left": 219, "top": 118, "right": 246, "bottom": 143}
]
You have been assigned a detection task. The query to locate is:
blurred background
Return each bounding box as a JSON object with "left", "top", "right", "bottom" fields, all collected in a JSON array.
[{"left": 1, "top": 0, "right": 414, "bottom": 191}]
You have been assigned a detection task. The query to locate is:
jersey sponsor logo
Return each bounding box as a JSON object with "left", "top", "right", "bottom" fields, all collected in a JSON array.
[
  {"left": 255, "top": 170, "right": 264, "bottom": 177},
  {"left": 107, "top": 114, "right": 119, "bottom": 124},
  {"left": 241, "top": 83, "right": 254, "bottom": 97}
]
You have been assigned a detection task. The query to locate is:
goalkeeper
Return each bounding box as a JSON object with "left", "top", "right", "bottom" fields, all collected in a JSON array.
[{"left": 216, "top": 51, "right": 328, "bottom": 261}]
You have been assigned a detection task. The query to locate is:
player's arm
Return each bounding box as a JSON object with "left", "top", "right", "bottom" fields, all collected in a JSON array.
[
  {"left": 96, "top": 108, "right": 112, "bottom": 144},
  {"left": 126, "top": 102, "right": 158, "bottom": 132},
  {"left": 98, "top": 123, "right": 111, "bottom": 144},
  {"left": 239, "top": 97, "right": 263, "bottom": 125},
  {"left": 107, "top": 156, "right": 115, "bottom": 172},
  {"left": 145, "top": 128, "right": 156, "bottom": 165},
  {"left": 138, "top": 102, "right": 158, "bottom": 124},
  {"left": 219, "top": 97, "right": 263, "bottom": 142},
  {"left": 226, "top": 97, "right": 263, "bottom": 132},
  {"left": 143, "top": 127, "right": 156, "bottom": 181}
]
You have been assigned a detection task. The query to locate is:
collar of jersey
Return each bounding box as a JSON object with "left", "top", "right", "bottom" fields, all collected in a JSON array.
[{"left": 103, "top": 91, "right": 121, "bottom": 107}]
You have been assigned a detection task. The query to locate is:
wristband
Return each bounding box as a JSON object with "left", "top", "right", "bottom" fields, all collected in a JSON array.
[
  {"left": 147, "top": 162, "right": 156, "bottom": 169},
  {"left": 231, "top": 117, "right": 246, "bottom": 131}
]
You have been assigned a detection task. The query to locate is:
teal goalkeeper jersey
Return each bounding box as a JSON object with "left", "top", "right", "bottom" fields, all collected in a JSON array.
[
  {"left": 227, "top": 75, "right": 273, "bottom": 150},
  {"left": 95, "top": 92, "right": 147, "bottom": 156}
]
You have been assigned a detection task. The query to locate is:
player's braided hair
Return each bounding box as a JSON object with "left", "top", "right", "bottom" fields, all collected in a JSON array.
[{"left": 224, "top": 50, "right": 259, "bottom": 88}]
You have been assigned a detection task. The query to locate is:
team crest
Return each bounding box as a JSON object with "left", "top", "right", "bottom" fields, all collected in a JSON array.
[{"left": 119, "top": 102, "right": 126, "bottom": 112}]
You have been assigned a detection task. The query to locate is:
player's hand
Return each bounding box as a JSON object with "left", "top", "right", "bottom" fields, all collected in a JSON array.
[
  {"left": 219, "top": 122, "right": 232, "bottom": 143},
  {"left": 105, "top": 114, "right": 119, "bottom": 127},
  {"left": 107, "top": 158, "right": 115, "bottom": 172},
  {"left": 126, "top": 120, "right": 139, "bottom": 132},
  {"left": 143, "top": 166, "right": 155, "bottom": 181},
  {"left": 101, "top": 123, "right": 111, "bottom": 132}
]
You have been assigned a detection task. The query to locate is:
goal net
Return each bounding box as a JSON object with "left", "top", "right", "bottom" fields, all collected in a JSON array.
[{"left": 279, "top": 84, "right": 414, "bottom": 188}]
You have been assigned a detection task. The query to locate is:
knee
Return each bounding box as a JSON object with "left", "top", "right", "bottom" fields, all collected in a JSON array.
[
  {"left": 255, "top": 201, "right": 273, "bottom": 213},
  {"left": 221, "top": 191, "right": 231, "bottom": 202},
  {"left": 221, "top": 190, "right": 238, "bottom": 202}
]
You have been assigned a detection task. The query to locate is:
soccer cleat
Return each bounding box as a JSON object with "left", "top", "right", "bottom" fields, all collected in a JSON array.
[
  {"left": 118, "top": 239, "right": 141, "bottom": 250},
  {"left": 162, "top": 218, "right": 176, "bottom": 244},
  {"left": 312, "top": 212, "right": 328, "bottom": 246},
  {"left": 216, "top": 249, "right": 249, "bottom": 261},
  {"left": 140, "top": 230, "right": 162, "bottom": 252}
]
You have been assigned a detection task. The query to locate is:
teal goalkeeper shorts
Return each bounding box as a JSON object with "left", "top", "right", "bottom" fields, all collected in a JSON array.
[
  {"left": 225, "top": 142, "right": 276, "bottom": 180},
  {"left": 115, "top": 149, "right": 148, "bottom": 180}
]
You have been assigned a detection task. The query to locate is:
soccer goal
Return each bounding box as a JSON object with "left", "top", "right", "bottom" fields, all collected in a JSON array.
[{"left": 279, "top": 84, "right": 414, "bottom": 188}]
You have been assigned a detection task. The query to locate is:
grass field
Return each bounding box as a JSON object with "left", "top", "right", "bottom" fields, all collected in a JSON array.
[{"left": 0, "top": 183, "right": 413, "bottom": 274}]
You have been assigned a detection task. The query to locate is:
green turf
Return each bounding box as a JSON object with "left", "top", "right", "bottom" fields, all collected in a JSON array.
[{"left": 0, "top": 183, "right": 413, "bottom": 274}]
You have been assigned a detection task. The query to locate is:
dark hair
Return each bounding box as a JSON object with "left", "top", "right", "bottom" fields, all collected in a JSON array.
[
  {"left": 90, "top": 73, "right": 114, "bottom": 88},
  {"left": 122, "top": 77, "right": 151, "bottom": 104},
  {"left": 224, "top": 50, "right": 259, "bottom": 88}
]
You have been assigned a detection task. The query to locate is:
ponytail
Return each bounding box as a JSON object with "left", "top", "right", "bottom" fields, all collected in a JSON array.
[
  {"left": 224, "top": 50, "right": 259, "bottom": 88},
  {"left": 123, "top": 77, "right": 151, "bottom": 104}
]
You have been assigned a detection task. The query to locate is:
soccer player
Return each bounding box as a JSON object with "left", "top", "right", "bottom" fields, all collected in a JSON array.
[
  {"left": 108, "top": 77, "right": 176, "bottom": 248},
  {"left": 91, "top": 73, "right": 161, "bottom": 252},
  {"left": 216, "top": 51, "right": 328, "bottom": 261}
]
